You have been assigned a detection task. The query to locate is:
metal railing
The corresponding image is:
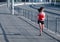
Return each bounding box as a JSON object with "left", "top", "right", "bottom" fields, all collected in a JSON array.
[
  {"left": 45, "top": 15, "right": 60, "bottom": 34},
  {"left": 14, "top": 7, "right": 60, "bottom": 35}
]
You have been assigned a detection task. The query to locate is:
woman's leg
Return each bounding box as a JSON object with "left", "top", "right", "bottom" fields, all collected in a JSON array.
[
  {"left": 39, "top": 23, "right": 42, "bottom": 35},
  {"left": 42, "top": 24, "right": 44, "bottom": 32}
]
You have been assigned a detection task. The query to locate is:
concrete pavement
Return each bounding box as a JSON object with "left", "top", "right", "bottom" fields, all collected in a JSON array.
[
  {"left": 0, "top": 4, "right": 59, "bottom": 42},
  {"left": 0, "top": 14, "right": 59, "bottom": 42}
]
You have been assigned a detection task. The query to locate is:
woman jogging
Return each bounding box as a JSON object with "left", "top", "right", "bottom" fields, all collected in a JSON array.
[{"left": 37, "top": 7, "right": 45, "bottom": 36}]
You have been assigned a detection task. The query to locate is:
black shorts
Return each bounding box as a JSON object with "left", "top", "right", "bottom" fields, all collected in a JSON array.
[{"left": 38, "top": 20, "right": 44, "bottom": 24}]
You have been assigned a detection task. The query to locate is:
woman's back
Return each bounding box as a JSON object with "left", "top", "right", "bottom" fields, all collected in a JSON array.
[{"left": 38, "top": 12, "right": 45, "bottom": 21}]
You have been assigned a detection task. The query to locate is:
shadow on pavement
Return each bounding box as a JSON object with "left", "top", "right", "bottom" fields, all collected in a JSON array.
[{"left": 0, "top": 23, "right": 9, "bottom": 42}]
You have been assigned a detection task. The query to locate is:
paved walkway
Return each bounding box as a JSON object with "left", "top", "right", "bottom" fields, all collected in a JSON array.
[
  {"left": 0, "top": 14, "right": 58, "bottom": 42},
  {"left": 0, "top": 4, "right": 59, "bottom": 42}
]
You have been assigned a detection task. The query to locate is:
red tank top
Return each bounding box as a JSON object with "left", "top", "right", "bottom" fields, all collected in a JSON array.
[{"left": 38, "top": 13, "right": 45, "bottom": 20}]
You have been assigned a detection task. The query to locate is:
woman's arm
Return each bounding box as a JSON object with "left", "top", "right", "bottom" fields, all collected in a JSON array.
[
  {"left": 37, "top": 14, "right": 39, "bottom": 20},
  {"left": 42, "top": 13, "right": 45, "bottom": 21}
]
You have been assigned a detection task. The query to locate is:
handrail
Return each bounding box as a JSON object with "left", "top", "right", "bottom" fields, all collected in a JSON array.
[{"left": 14, "top": 7, "right": 60, "bottom": 35}]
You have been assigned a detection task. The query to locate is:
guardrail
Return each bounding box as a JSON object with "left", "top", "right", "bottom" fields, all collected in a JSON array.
[
  {"left": 51, "top": 2, "right": 60, "bottom": 7},
  {"left": 14, "top": 7, "right": 60, "bottom": 35},
  {"left": 14, "top": 2, "right": 51, "bottom": 6}
]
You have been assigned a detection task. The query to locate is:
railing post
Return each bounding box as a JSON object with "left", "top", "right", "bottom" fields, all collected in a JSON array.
[
  {"left": 18, "top": 8, "right": 19, "bottom": 15},
  {"left": 23, "top": 9, "right": 24, "bottom": 16},
  {"left": 25, "top": 9, "right": 26, "bottom": 18},
  {"left": 31, "top": 11, "right": 33, "bottom": 21},
  {"left": 28, "top": 10, "right": 29, "bottom": 19},
  {"left": 55, "top": 17, "right": 58, "bottom": 33},
  {"left": 7, "top": 0, "right": 10, "bottom": 8},
  {"left": 11, "top": 0, "right": 14, "bottom": 15},
  {"left": 24, "top": 9, "right": 25, "bottom": 17},
  {"left": 47, "top": 15, "right": 48, "bottom": 29},
  {"left": 35, "top": 12, "right": 36, "bottom": 22}
]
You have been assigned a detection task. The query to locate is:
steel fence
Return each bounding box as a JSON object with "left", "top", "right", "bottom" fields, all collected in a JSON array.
[{"left": 14, "top": 7, "right": 60, "bottom": 35}]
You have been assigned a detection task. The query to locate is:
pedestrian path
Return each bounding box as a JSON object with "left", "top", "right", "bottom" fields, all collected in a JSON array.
[
  {"left": 0, "top": 14, "right": 58, "bottom": 42},
  {"left": 0, "top": 4, "right": 59, "bottom": 42}
]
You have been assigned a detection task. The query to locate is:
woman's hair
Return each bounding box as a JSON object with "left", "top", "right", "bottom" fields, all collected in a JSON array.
[{"left": 38, "top": 7, "right": 44, "bottom": 12}]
